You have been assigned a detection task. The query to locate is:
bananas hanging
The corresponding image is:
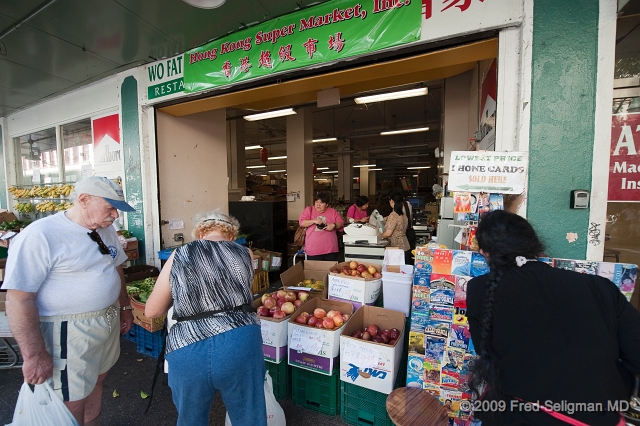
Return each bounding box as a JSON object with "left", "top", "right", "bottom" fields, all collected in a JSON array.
[
  {"left": 14, "top": 202, "right": 34, "bottom": 213},
  {"left": 35, "top": 201, "right": 73, "bottom": 212},
  {"left": 8, "top": 184, "right": 74, "bottom": 199}
]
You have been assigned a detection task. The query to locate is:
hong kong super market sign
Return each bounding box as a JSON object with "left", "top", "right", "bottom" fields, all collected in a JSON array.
[
  {"left": 182, "top": 0, "right": 420, "bottom": 93},
  {"left": 448, "top": 151, "right": 529, "bottom": 195}
]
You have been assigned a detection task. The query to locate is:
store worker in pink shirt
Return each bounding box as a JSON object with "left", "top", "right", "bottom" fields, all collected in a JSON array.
[
  {"left": 299, "top": 192, "right": 344, "bottom": 261},
  {"left": 346, "top": 196, "right": 370, "bottom": 224}
]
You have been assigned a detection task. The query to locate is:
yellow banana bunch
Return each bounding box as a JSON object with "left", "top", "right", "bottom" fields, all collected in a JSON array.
[
  {"left": 56, "top": 201, "right": 73, "bottom": 211},
  {"left": 14, "top": 202, "right": 34, "bottom": 213},
  {"left": 60, "top": 184, "right": 74, "bottom": 197},
  {"left": 35, "top": 201, "right": 59, "bottom": 212}
]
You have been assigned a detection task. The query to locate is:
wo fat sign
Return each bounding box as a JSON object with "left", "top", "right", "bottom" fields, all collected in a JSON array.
[
  {"left": 608, "top": 113, "right": 640, "bottom": 201},
  {"left": 145, "top": 55, "right": 184, "bottom": 101}
]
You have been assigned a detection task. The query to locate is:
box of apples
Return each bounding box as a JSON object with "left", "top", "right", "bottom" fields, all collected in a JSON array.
[
  {"left": 287, "top": 298, "right": 354, "bottom": 375},
  {"left": 254, "top": 289, "right": 311, "bottom": 363},
  {"left": 280, "top": 260, "right": 338, "bottom": 299},
  {"left": 328, "top": 261, "right": 383, "bottom": 310},
  {"left": 339, "top": 305, "right": 406, "bottom": 394}
]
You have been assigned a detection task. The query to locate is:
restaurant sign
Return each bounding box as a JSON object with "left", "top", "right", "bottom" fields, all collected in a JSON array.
[
  {"left": 183, "top": 0, "right": 420, "bottom": 93},
  {"left": 448, "top": 151, "right": 528, "bottom": 194}
]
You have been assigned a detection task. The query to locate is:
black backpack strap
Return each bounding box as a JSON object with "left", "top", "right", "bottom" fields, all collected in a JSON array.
[{"left": 144, "top": 321, "right": 168, "bottom": 415}]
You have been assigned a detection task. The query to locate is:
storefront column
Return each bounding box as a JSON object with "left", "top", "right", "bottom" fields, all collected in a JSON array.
[
  {"left": 0, "top": 118, "right": 7, "bottom": 210},
  {"left": 443, "top": 70, "right": 476, "bottom": 172},
  {"left": 369, "top": 169, "right": 376, "bottom": 200},
  {"left": 287, "top": 108, "right": 313, "bottom": 220},
  {"left": 227, "top": 119, "right": 246, "bottom": 196},
  {"left": 359, "top": 164, "right": 369, "bottom": 197},
  {"left": 337, "top": 139, "right": 353, "bottom": 200},
  {"left": 528, "top": 0, "right": 600, "bottom": 259}
]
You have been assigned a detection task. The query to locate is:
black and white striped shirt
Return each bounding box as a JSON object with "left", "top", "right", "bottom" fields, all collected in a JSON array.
[{"left": 166, "top": 240, "right": 259, "bottom": 354}]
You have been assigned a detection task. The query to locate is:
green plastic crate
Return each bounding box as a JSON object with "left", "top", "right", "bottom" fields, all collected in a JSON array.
[
  {"left": 265, "top": 359, "right": 291, "bottom": 400},
  {"left": 341, "top": 382, "right": 394, "bottom": 426},
  {"left": 291, "top": 366, "right": 340, "bottom": 416}
]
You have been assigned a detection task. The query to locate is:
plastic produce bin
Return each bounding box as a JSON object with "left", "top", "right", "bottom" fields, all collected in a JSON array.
[
  {"left": 291, "top": 366, "right": 340, "bottom": 416},
  {"left": 382, "top": 265, "right": 414, "bottom": 316},
  {"left": 341, "top": 382, "right": 394, "bottom": 426}
]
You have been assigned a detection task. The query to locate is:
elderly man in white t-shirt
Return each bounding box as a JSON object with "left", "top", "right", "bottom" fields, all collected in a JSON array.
[{"left": 2, "top": 176, "right": 135, "bottom": 426}]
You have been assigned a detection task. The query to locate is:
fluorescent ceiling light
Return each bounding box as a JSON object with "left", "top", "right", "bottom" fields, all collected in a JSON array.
[
  {"left": 270, "top": 170, "right": 286, "bottom": 173},
  {"left": 317, "top": 167, "right": 329, "bottom": 170},
  {"left": 369, "top": 168, "right": 382, "bottom": 171},
  {"left": 243, "top": 108, "right": 296, "bottom": 121},
  {"left": 354, "top": 164, "right": 375, "bottom": 168},
  {"left": 312, "top": 137, "right": 337, "bottom": 143},
  {"left": 407, "top": 166, "right": 431, "bottom": 169},
  {"left": 354, "top": 88, "right": 428, "bottom": 104},
  {"left": 245, "top": 145, "right": 262, "bottom": 150},
  {"left": 182, "top": 0, "right": 226, "bottom": 9},
  {"left": 389, "top": 144, "right": 430, "bottom": 150},
  {"left": 413, "top": 175, "right": 419, "bottom": 177},
  {"left": 247, "top": 165, "right": 266, "bottom": 169},
  {"left": 322, "top": 171, "right": 338, "bottom": 174},
  {"left": 269, "top": 155, "right": 287, "bottom": 160},
  {"left": 381, "top": 127, "right": 429, "bottom": 136},
  {"left": 314, "top": 178, "right": 329, "bottom": 181}
]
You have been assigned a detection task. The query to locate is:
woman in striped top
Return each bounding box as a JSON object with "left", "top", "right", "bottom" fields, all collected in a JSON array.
[{"left": 145, "top": 209, "right": 266, "bottom": 426}]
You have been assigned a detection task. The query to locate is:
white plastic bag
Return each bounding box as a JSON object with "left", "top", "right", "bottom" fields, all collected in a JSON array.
[
  {"left": 6, "top": 381, "right": 79, "bottom": 426},
  {"left": 225, "top": 371, "right": 286, "bottom": 426}
]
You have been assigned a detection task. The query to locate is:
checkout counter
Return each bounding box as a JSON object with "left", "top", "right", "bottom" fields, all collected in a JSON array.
[{"left": 342, "top": 211, "right": 389, "bottom": 263}]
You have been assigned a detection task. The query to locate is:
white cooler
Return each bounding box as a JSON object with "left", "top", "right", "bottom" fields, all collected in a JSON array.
[{"left": 382, "top": 264, "right": 414, "bottom": 317}]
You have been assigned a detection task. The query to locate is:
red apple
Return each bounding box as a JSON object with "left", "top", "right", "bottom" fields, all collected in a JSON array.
[
  {"left": 389, "top": 339, "right": 397, "bottom": 346},
  {"left": 294, "top": 300, "right": 303, "bottom": 308},
  {"left": 284, "top": 291, "right": 297, "bottom": 302},
  {"left": 281, "top": 302, "right": 295, "bottom": 315},
  {"left": 269, "top": 306, "right": 280, "bottom": 316},
  {"left": 367, "top": 266, "right": 377, "bottom": 275},
  {"left": 276, "top": 289, "right": 287, "bottom": 299},
  {"left": 351, "top": 269, "right": 360, "bottom": 277},
  {"left": 313, "top": 308, "right": 326, "bottom": 319},
  {"left": 380, "top": 333, "right": 390, "bottom": 344},
  {"left": 372, "top": 336, "right": 382, "bottom": 343},
  {"left": 276, "top": 298, "right": 286, "bottom": 308},
  {"left": 349, "top": 260, "right": 358, "bottom": 270},
  {"left": 356, "top": 264, "right": 367, "bottom": 273},
  {"left": 366, "top": 324, "right": 380, "bottom": 337},
  {"left": 351, "top": 330, "right": 360, "bottom": 338},
  {"left": 382, "top": 329, "right": 390, "bottom": 337},
  {"left": 315, "top": 320, "right": 324, "bottom": 328},
  {"left": 322, "top": 317, "right": 335, "bottom": 329},
  {"left": 326, "top": 310, "right": 341, "bottom": 319},
  {"left": 389, "top": 328, "right": 400, "bottom": 340},
  {"left": 332, "top": 315, "right": 344, "bottom": 327},
  {"left": 297, "top": 291, "right": 310, "bottom": 302},
  {"left": 373, "top": 272, "right": 382, "bottom": 278},
  {"left": 257, "top": 306, "right": 270, "bottom": 317},
  {"left": 272, "top": 310, "right": 287, "bottom": 319},
  {"left": 342, "top": 266, "right": 351, "bottom": 275},
  {"left": 261, "top": 293, "right": 272, "bottom": 304},
  {"left": 361, "top": 272, "right": 373, "bottom": 279},
  {"left": 307, "top": 316, "right": 318, "bottom": 327},
  {"left": 263, "top": 297, "right": 276, "bottom": 309},
  {"left": 295, "top": 315, "right": 307, "bottom": 324},
  {"left": 300, "top": 312, "right": 310, "bottom": 321}
]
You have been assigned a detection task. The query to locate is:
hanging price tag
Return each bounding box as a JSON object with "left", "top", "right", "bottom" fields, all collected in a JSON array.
[
  {"left": 290, "top": 327, "right": 324, "bottom": 355},
  {"left": 342, "top": 340, "right": 381, "bottom": 369},
  {"left": 329, "top": 276, "right": 355, "bottom": 300},
  {"left": 260, "top": 321, "right": 274, "bottom": 343}
]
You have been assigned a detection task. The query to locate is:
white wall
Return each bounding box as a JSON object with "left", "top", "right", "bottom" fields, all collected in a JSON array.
[
  {"left": 156, "top": 109, "right": 228, "bottom": 244},
  {"left": 443, "top": 70, "right": 476, "bottom": 174}
]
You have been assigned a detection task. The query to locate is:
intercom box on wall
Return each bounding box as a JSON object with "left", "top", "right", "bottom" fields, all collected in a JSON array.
[{"left": 570, "top": 190, "right": 590, "bottom": 209}]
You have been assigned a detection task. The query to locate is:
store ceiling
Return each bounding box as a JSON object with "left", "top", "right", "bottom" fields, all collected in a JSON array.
[{"left": 0, "top": 0, "right": 329, "bottom": 117}]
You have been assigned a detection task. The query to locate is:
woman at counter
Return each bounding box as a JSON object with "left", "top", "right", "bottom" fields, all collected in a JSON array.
[
  {"left": 346, "top": 196, "right": 370, "bottom": 224},
  {"left": 299, "top": 192, "right": 344, "bottom": 261},
  {"left": 380, "top": 192, "right": 411, "bottom": 264}
]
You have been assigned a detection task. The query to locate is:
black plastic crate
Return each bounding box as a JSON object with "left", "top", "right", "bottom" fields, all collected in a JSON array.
[
  {"left": 291, "top": 366, "right": 340, "bottom": 416},
  {"left": 265, "top": 359, "right": 291, "bottom": 400},
  {"left": 341, "top": 382, "right": 394, "bottom": 426},
  {"left": 136, "top": 326, "right": 166, "bottom": 358}
]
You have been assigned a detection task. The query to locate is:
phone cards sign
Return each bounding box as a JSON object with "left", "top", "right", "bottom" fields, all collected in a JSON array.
[{"left": 448, "top": 151, "right": 528, "bottom": 194}]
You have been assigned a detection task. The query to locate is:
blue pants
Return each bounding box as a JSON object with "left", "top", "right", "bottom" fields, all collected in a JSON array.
[{"left": 166, "top": 324, "right": 267, "bottom": 426}]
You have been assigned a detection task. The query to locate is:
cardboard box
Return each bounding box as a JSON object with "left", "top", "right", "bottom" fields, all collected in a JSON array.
[
  {"left": 124, "top": 265, "right": 159, "bottom": 283},
  {"left": 339, "top": 306, "right": 406, "bottom": 394},
  {"left": 253, "top": 298, "right": 291, "bottom": 363},
  {"left": 0, "top": 311, "right": 11, "bottom": 337},
  {"left": 130, "top": 295, "right": 165, "bottom": 332},
  {"left": 328, "top": 262, "right": 383, "bottom": 310},
  {"left": 124, "top": 239, "right": 139, "bottom": 261},
  {"left": 280, "top": 260, "right": 337, "bottom": 299},
  {"left": 0, "top": 212, "right": 19, "bottom": 225},
  {"left": 287, "top": 298, "right": 353, "bottom": 375}
]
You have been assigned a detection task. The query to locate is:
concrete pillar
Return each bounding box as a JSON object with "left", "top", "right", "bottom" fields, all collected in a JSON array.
[
  {"left": 443, "top": 70, "right": 475, "bottom": 174},
  {"left": 337, "top": 139, "right": 353, "bottom": 200},
  {"left": 369, "top": 170, "right": 377, "bottom": 200},
  {"left": 287, "top": 108, "right": 313, "bottom": 220},
  {"left": 359, "top": 164, "right": 369, "bottom": 197},
  {"left": 227, "top": 119, "right": 246, "bottom": 194}
]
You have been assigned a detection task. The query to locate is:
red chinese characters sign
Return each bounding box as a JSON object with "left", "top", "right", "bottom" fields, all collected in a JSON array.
[{"left": 609, "top": 113, "right": 640, "bottom": 201}]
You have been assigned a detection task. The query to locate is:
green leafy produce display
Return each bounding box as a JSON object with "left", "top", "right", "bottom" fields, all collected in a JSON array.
[
  {"left": 0, "top": 220, "right": 29, "bottom": 230},
  {"left": 125, "top": 277, "right": 156, "bottom": 303},
  {"left": 120, "top": 229, "right": 132, "bottom": 239}
]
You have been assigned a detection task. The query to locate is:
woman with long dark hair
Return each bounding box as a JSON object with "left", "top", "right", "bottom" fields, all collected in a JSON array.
[
  {"left": 467, "top": 210, "right": 640, "bottom": 426},
  {"left": 380, "top": 192, "right": 411, "bottom": 264}
]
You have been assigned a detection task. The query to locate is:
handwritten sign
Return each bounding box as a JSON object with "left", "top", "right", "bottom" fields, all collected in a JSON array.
[
  {"left": 448, "top": 151, "right": 528, "bottom": 194},
  {"left": 342, "top": 339, "right": 380, "bottom": 369},
  {"left": 290, "top": 327, "right": 324, "bottom": 355},
  {"left": 329, "top": 276, "right": 355, "bottom": 300},
  {"left": 260, "top": 321, "right": 274, "bottom": 343}
]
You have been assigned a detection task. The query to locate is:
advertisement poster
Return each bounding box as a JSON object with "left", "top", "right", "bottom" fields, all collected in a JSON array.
[
  {"left": 183, "top": 0, "right": 420, "bottom": 93},
  {"left": 92, "top": 114, "right": 123, "bottom": 179},
  {"left": 448, "top": 151, "right": 528, "bottom": 194},
  {"left": 608, "top": 112, "right": 640, "bottom": 201},
  {"left": 478, "top": 59, "right": 497, "bottom": 150}
]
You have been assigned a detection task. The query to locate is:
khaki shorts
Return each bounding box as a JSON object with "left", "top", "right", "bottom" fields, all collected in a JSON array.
[{"left": 40, "top": 305, "right": 121, "bottom": 401}]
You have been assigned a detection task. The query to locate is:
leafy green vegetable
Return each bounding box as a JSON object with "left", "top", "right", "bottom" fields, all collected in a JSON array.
[
  {"left": 121, "top": 229, "right": 132, "bottom": 239},
  {"left": 126, "top": 277, "right": 157, "bottom": 303}
]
